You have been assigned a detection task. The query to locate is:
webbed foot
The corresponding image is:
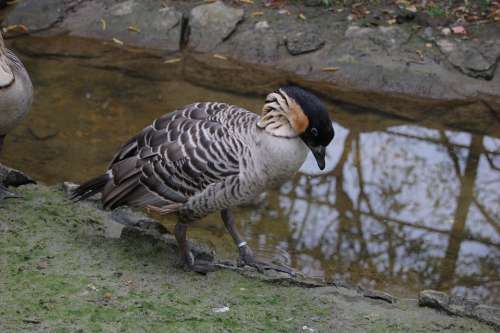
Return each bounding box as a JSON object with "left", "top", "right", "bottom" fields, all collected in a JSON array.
[
  {"left": 238, "top": 245, "right": 295, "bottom": 276},
  {"left": 0, "top": 184, "right": 20, "bottom": 201}
]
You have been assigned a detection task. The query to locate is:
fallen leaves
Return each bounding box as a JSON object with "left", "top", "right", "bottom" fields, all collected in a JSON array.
[
  {"left": 213, "top": 54, "right": 228, "bottom": 60},
  {"left": 321, "top": 66, "right": 339, "bottom": 72},
  {"left": 415, "top": 49, "right": 424, "bottom": 61},
  {"left": 128, "top": 25, "right": 141, "bottom": 33},
  {"left": 342, "top": 0, "right": 499, "bottom": 27},
  {"left": 112, "top": 37, "right": 124, "bottom": 46},
  {"left": 3, "top": 24, "right": 28, "bottom": 33},
  {"left": 298, "top": 13, "right": 306, "bottom": 20},
  {"left": 251, "top": 11, "right": 264, "bottom": 17},
  {"left": 164, "top": 58, "right": 181, "bottom": 64}
]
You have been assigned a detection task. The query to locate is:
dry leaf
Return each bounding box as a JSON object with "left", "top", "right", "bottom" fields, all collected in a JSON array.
[
  {"left": 425, "top": 43, "right": 433, "bottom": 48},
  {"left": 321, "top": 67, "right": 339, "bottom": 72},
  {"left": 387, "top": 18, "right": 397, "bottom": 25},
  {"left": 213, "top": 54, "right": 228, "bottom": 60},
  {"left": 163, "top": 58, "right": 181, "bottom": 64},
  {"left": 416, "top": 49, "right": 424, "bottom": 60},
  {"left": 406, "top": 5, "right": 417, "bottom": 13},
  {"left": 112, "top": 38, "right": 124, "bottom": 46},
  {"left": 298, "top": 13, "right": 306, "bottom": 20},
  {"left": 251, "top": 11, "right": 265, "bottom": 17},
  {"left": 3, "top": 24, "right": 29, "bottom": 33},
  {"left": 100, "top": 18, "right": 107, "bottom": 31},
  {"left": 240, "top": 0, "right": 254, "bottom": 4},
  {"left": 128, "top": 25, "right": 140, "bottom": 33},
  {"left": 103, "top": 292, "right": 113, "bottom": 300}
]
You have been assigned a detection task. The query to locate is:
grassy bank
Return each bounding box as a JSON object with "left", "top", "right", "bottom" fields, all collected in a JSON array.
[{"left": 0, "top": 185, "right": 494, "bottom": 332}]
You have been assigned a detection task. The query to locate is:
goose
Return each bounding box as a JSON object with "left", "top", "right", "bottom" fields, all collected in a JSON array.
[
  {"left": 72, "top": 86, "right": 334, "bottom": 273},
  {"left": 0, "top": 32, "right": 33, "bottom": 199}
]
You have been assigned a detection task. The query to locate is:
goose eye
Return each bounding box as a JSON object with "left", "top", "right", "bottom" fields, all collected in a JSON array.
[{"left": 311, "top": 128, "right": 318, "bottom": 136}]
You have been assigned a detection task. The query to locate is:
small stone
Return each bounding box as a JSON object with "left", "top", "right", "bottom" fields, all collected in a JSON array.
[
  {"left": 425, "top": 43, "right": 432, "bottom": 48},
  {"left": 87, "top": 284, "right": 98, "bottom": 292},
  {"left": 418, "top": 290, "right": 451, "bottom": 312},
  {"left": 363, "top": 289, "right": 396, "bottom": 303},
  {"left": 255, "top": 21, "right": 269, "bottom": 30},
  {"left": 212, "top": 306, "right": 230, "bottom": 313},
  {"left": 423, "top": 26, "right": 434, "bottom": 40},
  {"left": 441, "top": 27, "right": 451, "bottom": 35},
  {"left": 36, "top": 258, "right": 49, "bottom": 270},
  {"left": 285, "top": 31, "right": 325, "bottom": 56},
  {"left": 451, "top": 25, "right": 466, "bottom": 35}
]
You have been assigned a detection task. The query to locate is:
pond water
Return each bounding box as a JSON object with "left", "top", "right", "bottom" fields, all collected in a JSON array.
[{"left": 3, "top": 36, "right": 499, "bottom": 304}]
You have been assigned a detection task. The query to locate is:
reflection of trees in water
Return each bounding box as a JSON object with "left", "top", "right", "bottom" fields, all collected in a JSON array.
[{"left": 254, "top": 124, "right": 500, "bottom": 303}]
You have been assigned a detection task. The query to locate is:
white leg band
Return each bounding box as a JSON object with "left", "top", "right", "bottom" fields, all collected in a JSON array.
[{"left": 237, "top": 241, "right": 247, "bottom": 248}]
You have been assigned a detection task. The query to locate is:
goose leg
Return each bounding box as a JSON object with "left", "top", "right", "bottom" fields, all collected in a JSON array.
[
  {"left": 221, "top": 209, "right": 294, "bottom": 275},
  {"left": 174, "top": 222, "right": 215, "bottom": 274}
]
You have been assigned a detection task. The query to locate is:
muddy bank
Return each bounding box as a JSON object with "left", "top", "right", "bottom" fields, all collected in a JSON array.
[
  {"left": 0, "top": 184, "right": 498, "bottom": 332},
  {"left": 2, "top": 0, "right": 500, "bottom": 135}
]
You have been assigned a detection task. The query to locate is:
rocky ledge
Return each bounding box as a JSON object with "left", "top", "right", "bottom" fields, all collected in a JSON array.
[
  {"left": 1, "top": 183, "right": 499, "bottom": 332},
  {"left": 2, "top": 0, "right": 500, "bottom": 135}
]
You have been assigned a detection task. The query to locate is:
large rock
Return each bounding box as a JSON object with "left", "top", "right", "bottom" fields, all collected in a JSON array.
[
  {"left": 3, "top": 0, "right": 64, "bottom": 32},
  {"left": 188, "top": 1, "right": 244, "bottom": 53},
  {"left": 419, "top": 290, "right": 500, "bottom": 330},
  {"left": 62, "top": 0, "right": 183, "bottom": 52},
  {"left": 437, "top": 39, "right": 497, "bottom": 79}
]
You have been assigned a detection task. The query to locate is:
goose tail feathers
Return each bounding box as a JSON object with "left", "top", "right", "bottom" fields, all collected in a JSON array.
[{"left": 71, "top": 172, "right": 111, "bottom": 202}]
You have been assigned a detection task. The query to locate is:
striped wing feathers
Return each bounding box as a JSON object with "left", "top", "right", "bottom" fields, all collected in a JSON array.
[{"left": 102, "top": 102, "right": 248, "bottom": 210}]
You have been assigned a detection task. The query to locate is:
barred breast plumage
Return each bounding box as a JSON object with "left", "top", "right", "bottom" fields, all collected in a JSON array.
[
  {"left": 0, "top": 33, "right": 33, "bottom": 201},
  {"left": 101, "top": 102, "right": 266, "bottom": 217},
  {"left": 0, "top": 35, "right": 33, "bottom": 143},
  {"left": 73, "top": 86, "right": 335, "bottom": 273}
]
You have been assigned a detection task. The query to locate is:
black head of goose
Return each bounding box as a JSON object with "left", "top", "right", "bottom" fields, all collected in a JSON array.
[{"left": 73, "top": 85, "right": 334, "bottom": 273}]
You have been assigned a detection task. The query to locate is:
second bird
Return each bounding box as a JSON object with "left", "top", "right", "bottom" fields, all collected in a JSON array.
[{"left": 72, "top": 86, "right": 334, "bottom": 273}]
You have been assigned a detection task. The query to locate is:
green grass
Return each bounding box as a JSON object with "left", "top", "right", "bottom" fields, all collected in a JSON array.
[{"left": 0, "top": 185, "right": 495, "bottom": 333}]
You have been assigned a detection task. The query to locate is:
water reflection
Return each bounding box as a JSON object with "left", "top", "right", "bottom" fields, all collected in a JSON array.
[
  {"left": 250, "top": 124, "right": 499, "bottom": 303},
  {"left": 2, "top": 36, "right": 499, "bottom": 304}
]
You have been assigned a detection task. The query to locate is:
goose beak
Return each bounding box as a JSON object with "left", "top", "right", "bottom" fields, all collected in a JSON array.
[{"left": 310, "top": 146, "right": 326, "bottom": 170}]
